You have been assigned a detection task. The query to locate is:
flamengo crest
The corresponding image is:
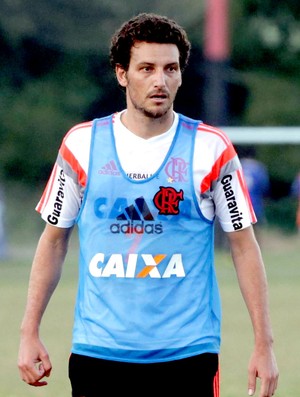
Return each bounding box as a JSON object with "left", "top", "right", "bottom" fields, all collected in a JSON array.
[{"left": 153, "top": 186, "right": 184, "bottom": 215}]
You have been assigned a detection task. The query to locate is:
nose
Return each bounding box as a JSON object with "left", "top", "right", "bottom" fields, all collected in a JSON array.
[{"left": 154, "top": 69, "right": 166, "bottom": 87}]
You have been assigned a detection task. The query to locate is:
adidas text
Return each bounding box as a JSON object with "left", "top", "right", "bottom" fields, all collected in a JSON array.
[{"left": 110, "top": 221, "right": 163, "bottom": 234}]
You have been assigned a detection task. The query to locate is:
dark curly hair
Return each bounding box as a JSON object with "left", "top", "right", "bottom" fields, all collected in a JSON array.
[{"left": 109, "top": 13, "right": 191, "bottom": 72}]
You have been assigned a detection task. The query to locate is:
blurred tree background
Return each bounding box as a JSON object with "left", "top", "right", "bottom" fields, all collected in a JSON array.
[{"left": 0, "top": 0, "right": 299, "bottom": 231}]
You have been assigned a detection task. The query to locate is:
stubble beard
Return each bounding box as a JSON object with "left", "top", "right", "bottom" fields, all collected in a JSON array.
[
  {"left": 127, "top": 86, "right": 177, "bottom": 119},
  {"left": 142, "top": 106, "right": 170, "bottom": 119},
  {"left": 132, "top": 97, "right": 174, "bottom": 120}
]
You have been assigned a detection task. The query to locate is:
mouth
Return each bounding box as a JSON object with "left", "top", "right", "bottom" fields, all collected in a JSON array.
[
  {"left": 149, "top": 93, "right": 168, "bottom": 102},
  {"left": 150, "top": 93, "right": 167, "bottom": 97}
]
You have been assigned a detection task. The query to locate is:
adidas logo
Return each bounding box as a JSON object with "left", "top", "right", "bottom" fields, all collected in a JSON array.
[
  {"left": 110, "top": 197, "right": 163, "bottom": 235},
  {"left": 98, "top": 160, "right": 121, "bottom": 176},
  {"left": 117, "top": 197, "right": 154, "bottom": 221}
]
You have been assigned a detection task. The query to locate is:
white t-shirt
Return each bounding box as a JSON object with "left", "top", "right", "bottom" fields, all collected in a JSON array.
[{"left": 36, "top": 111, "right": 255, "bottom": 231}]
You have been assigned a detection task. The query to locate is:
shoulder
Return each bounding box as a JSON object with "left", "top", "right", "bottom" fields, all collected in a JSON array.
[
  {"left": 178, "top": 114, "right": 234, "bottom": 148},
  {"left": 194, "top": 122, "right": 237, "bottom": 165},
  {"left": 196, "top": 122, "right": 233, "bottom": 147},
  {"left": 62, "top": 120, "right": 94, "bottom": 147},
  {"left": 63, "top": 114, "right": 116, "bottom": 141},
  {"left": 57, "top": 121, "right": 94, "bottom": 175},
  {"left": 61, "top": 115, "right": 112, "bottom": 153}
]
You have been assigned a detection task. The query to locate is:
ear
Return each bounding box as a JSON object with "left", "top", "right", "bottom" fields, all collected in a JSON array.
[
  {"left": 115, "top": 64, "right": 127, "bottom": 88},
  {"left": 178, "top": 73, "right": 182, "bottom": 88}
]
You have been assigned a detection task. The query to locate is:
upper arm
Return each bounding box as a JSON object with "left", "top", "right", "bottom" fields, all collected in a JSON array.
[
  {"left": 226, "top": 225, "right": 263, "bottom": 274},
  {"left": 226, "top": 225, "right": 259, "bottom": 265},
  {"left": 226, "top": 225, "right": 256, "bottom": 249},
  {"left": 39, "top": 223, "right": 74, "bottom": 255}
]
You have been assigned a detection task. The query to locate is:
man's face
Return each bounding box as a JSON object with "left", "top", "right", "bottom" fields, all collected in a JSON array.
[{"left": 116, "top": 41, "right": 182, "bottom": 119}]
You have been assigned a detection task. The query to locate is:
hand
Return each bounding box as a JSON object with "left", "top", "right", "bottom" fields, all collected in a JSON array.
[
  {"left": 18, "top": 336, "right": 52, "bottom": 387},
  {"left": 247, "top": 346, "right": 279, "bottom": 396}
]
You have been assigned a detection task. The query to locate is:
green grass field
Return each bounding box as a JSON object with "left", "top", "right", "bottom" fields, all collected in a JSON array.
[
  {"left": 0, "top": 185, "right": 299, "bottom": 396},
  {"left": 217, "top": 230, "right": 300, "bottom": 397}
]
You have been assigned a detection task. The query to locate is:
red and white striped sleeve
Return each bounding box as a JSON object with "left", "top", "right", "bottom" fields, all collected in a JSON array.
[
  {"left": 194, "top": 123, "right": 256, "bottom": 232},
  {"left": 36, "top": 121, "right": 93, "bottom": 228}
]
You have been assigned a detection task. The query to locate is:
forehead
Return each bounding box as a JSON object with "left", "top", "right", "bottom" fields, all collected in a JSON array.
[{"left": 130, "top": 41, "right": 180, "bottom": 65}]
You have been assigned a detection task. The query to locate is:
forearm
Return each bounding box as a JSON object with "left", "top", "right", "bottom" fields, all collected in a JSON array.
[
  {"left": 228, "top": 227, "right": 274, "bottom": 346},
  {"left": 20, "top": 225, "right": 71, "bottom": 336},
  {"left": 236, "top": 253, "right": 273, "bottom": 344},
  {"left": 227, "top": 226, "right": 278, "bottom": 396}
]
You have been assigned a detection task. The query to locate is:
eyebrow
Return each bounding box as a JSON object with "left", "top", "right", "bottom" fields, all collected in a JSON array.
[{"left": 137, "top": 61, "right": 179, "bottom": 67}]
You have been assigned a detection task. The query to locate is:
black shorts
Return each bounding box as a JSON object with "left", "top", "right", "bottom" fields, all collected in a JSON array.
[{"left": 69, "top": 352, "right": 219, "bottom": 397}]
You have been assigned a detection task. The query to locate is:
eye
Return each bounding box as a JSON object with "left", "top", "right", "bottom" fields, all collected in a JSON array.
[
  {"left": 142, "top": 66, "right": 153, "bottom": 72},
  {"left": 167, "top": 65, "right": 179, "bottom": 73}
]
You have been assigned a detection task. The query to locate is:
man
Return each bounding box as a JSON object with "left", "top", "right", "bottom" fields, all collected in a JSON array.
[{"left": 18, "top": 13, "right": 278, "bottom": 397}]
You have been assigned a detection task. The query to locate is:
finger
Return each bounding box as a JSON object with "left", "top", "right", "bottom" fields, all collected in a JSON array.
[
  {"left": 259, "top": 378, "right": 275, "bottom": 397},
  {"left": 21, "top": 361, "right": 49, "bottom": 386},
  {"left": 36, "top": 361, "right": 51, "bottom": 381},
  {"left": 21, "top": 370, "right": 48, "bottom": 387},
  {"left": 264, "top": 377, "right": 279, "bottom": 397},
  {"left": 248, "top": 369, "right": 257, "bottom": 396},
  {"left": 28, "top": 379, "right": 48, "bottom": 387},
  {"left": 39, "top": 355, "right": 52, "bottom": 377}
]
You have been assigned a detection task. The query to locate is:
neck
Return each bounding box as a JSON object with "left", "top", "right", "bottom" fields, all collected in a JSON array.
[{"left": 120, "top": 109, "right": 174, "bottom": 139}]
